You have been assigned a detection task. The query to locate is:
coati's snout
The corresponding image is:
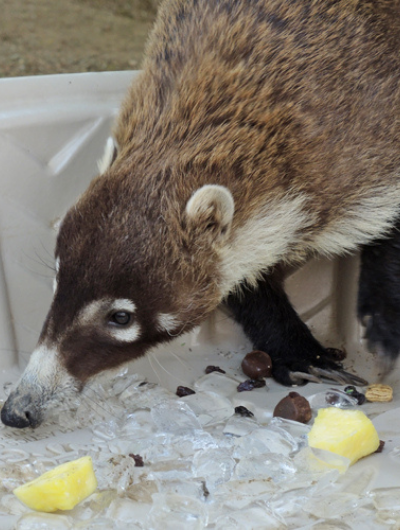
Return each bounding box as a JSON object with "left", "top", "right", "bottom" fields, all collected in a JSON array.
[{"left": 2, "top": 174, "right": 235, "bottom": 428}]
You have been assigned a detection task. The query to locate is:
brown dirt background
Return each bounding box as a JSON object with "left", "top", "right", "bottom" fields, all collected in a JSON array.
[{"left": 0, "top": 0, "right": 160, "bottom": 77}]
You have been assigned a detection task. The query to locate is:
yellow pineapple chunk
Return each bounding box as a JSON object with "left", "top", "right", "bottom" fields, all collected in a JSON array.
[
  {"left": 308, "top": 408, "right": 380, "bottom": 465},
  {"left": 13, "top": 456, "right": 97, "bottom": 512}
]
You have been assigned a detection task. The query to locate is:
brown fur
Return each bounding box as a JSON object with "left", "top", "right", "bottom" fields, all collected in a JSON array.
[{"left": 42, "top": 0, "right": 400, "bottom": 380}]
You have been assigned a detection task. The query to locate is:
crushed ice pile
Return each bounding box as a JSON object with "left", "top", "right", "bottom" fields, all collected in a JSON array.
[{"left": 0, "top": 368, "right": 400, "bottom": 529}]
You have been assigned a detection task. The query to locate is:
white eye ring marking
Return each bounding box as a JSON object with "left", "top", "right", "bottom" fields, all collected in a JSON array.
[
  {"left": 109, "top": 323, "right": 141, "bottom": 342},
  {"left": 78, "top": 298, "right": 139, "bottom": 330},
  {"left": 157, "top": 313, "right": 180, "bottom": 334},
  {"left": 109, "top": 299, "right": 136, "bottom": 314}
]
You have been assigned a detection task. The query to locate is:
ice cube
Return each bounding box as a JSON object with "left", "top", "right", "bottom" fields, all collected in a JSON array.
[
  {"left": 126, "top": 480, "right": 158, "bottom": 503},
  {"left": 268, "top": 417, "right": 310, "bottom": 452},
  {"left": 180, "top": 391, "right": 234, "bottom": 427},
  {"left": 215, "top": 479, "right": 277, "bottom": 511},
  {"left": 370, "top": 487, "right": 400, "bottom": 511},
  {"left": 194, "top": 372, "right": 240, "bottom": 397},
  {"left": 193, "top": 448, "right": 236, "bottom": 492},
  {"left": 112, "top": 373, "right": 143, "bottom": 396},
  {"left": 233, "top": 428, "right": 294, "bottom": 459},
  {"left": 148, "top": 458, "right": 194, "bottom": 481},
  {"left": 151, "top": 400, "right": 202, "bottom": 435},
  {"left": 303, "top": 492, "right": 366, "bottom": 519},
  {"left": 333, "top": 466, "right": 376, "bottom": 496},
  {"left": 92, "top": 420, "right": 121, "bottom": 441},
  {"left": 119, "top": 410, "right": 154, "bottom": 438},
  {"left": 308, "top": 389, "right": 358, "bottom": 410},
  {"left": 156, "top": 478, "right": 210, "bottom": 501},
  {"left": 106, "top": 497, "right": 152, "bottom": 525},
  {"left": 148, "top": 493, "right": 208, "bottom": 530},
  {"left": 223, "top": 415, "right": 259, "bottom": 436},
  {"left": 294, "top": 446, "right": 350, "bottom": 476},
  {"left": 77, "top": 518, "right": 117, "bottom": 529},
  {"left": 296, "top": 520, "right": 353, "bottom": 530},
  {"left": 15, "top": 512, "right": 73, "bottom": 529},
  {"left": 1, "top": 494, "right": 29, "bottom": 515},
  {"left": 121, "top": 383, "right": 176, "bottom": 409},
  {"left": 214, "top": 504, "right": 286, "bottom": 529},
  {"left": 235, "top": 453, "right": 296, "bottom": 483}
]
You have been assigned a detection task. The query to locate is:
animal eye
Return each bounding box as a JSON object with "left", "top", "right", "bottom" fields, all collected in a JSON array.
[{"left": 110, "top": 311, "right": 131, "bottom": 326}]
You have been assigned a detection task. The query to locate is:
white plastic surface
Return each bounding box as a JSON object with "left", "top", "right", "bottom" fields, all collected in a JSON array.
[{"left": 0, "top": 72, "right": 400, "bottom": 529}]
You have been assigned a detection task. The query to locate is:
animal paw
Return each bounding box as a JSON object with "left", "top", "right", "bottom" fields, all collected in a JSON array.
[
  {"left": 360, "top": 309, "right": 400, "bottom": 376},
  {"left": 271, "top": 348, "right": 368, "bottom": 387}
]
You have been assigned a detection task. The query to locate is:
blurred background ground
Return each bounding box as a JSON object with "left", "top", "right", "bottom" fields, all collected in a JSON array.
[{"left": 0, "top": 0, "right": 160, "bottom": 77}]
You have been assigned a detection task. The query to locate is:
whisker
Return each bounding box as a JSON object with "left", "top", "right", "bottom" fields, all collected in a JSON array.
[
  {"left": 166, "top": 348, "right": 191, "bottom": 371},
  {"left": 148, "top": 350, "right": 182, "bottom": 383},
  {"left": 147, "top": 351, "right": 162, "bottom": 385}
]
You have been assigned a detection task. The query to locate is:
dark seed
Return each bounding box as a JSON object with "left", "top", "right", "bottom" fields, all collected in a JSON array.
[
  {"left": 273, "top": 392, "right": 312, "bottom": 424},
  {"left": 201, "top": 480, "right": 210, "bottom": 497},
  {"left": 355, "top": 392, "right": 366, "bottom": 405},
  {"left": 241, "top": 350, "right": 272, "bottom": 379},
  {"left": 234, "top": 405, "right": 255, "bottom": 417},
  {"left": 129, "top": 453, "right": 144, "bottom": 467},
  {"left": 176, "top": 386, "right": 196, "bottom": 397},
  {"left": 343, "top": 386, "right": 366, "bottom": 405},
  {"left": 205, "top": 365, "right": 226, "bottom": 374},
  {"left": 375, "top": 440, "right": 385, "bottom": 453},
  {"left": 237, "top": 379, "right": 266, "bottom": 392}
]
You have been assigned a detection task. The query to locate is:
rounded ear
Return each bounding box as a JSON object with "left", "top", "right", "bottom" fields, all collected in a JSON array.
[
  {"left": 97, "top": 137, "right": 118, "bottom": 174},
  {"left": 185, "top": 185, "right": 234, "bottom": 245}
]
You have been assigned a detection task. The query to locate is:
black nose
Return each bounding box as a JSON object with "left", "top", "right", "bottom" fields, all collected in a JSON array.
[{"left": 1, "top": 398, "right": 40, "bottom": 429}]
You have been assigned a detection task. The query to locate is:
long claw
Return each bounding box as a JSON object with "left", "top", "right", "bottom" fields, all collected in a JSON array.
[
  {"left": 289, "top": 371, "right": 322, "bottom": 384},
  {"left": 309, "top": 366, "right": 368, "bottom": 386},
  {"left": 339, "top": 369, "right": 368, "bottom": 386}
]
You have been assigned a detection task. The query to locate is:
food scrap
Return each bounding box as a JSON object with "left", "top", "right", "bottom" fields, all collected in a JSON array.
[
  {"left": 13, "top": 456, "right": 97, "bottom": 512},
  {"left": 237, "top": 379, "right": 266, "bottom": 392},
  {"left": 176, "top": 386, "right": 196, "bottom": 397},
  {"left": 129, "top": 453, "right": 144, "bottom": 467},
  {"left": 241, "top": 350, "right": 272, "bottom": 379},
  {"left": 273, "top": 392, "right": 312, "bottom": 424},
  {"left": 205, "top": 365, "right": 226, "bottom": 374},
  {"left": 343, "top": 385, "right": 366, "bottom": 405},
  {"left": 234, "top": 405, "right": 255, "bottom": 418},
  {"left": 365, "top": 384, "right": 393, "bottom": 403}
]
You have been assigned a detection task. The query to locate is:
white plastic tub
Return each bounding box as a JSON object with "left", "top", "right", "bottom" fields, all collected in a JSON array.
[{"left": 0, "top": 72, "right": 400, "bottom": 529}]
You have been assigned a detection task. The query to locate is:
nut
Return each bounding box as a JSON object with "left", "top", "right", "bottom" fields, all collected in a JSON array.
[{"left": 365, "top": 384, "right": 393, "bottom": 402}]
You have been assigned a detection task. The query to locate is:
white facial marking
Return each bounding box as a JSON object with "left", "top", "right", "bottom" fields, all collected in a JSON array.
[
  {"left": 97, "top": 137, "right": 118, "bottom": 174},
  {"left": 157, "top": 313, "right": 180, "bottom": 334},
  {"left": 78, "top": 298, "right": 138, "bottom": 340},
  {"left": 19, "top": 345, "right": 77, "bottom": 394},
  {"left": 110, "top": 299, "right": 136, "bottom": 313},
  {"left": 79, "top": 300, "right": 105, "bottom": 324},
  {"left": 109, "top": 322, "right": 141, "bottom": 342}
]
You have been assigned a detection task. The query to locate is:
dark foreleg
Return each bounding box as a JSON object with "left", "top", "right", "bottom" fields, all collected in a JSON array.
[
  {"left": 358, "top": 222, "right": 400, "bottom": 375},
  {"left": 227, "top": 269, "right": 367, "bottom": 386}
]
